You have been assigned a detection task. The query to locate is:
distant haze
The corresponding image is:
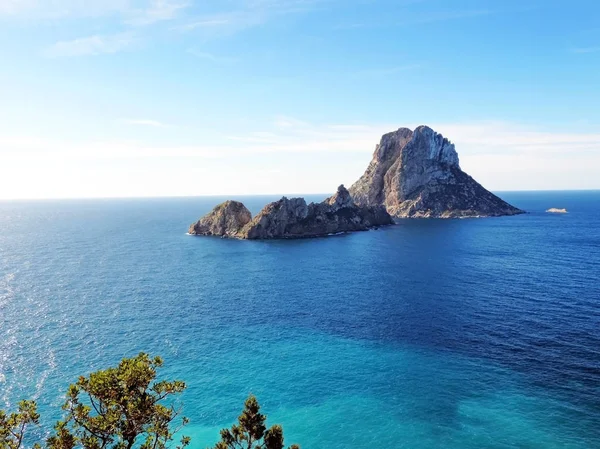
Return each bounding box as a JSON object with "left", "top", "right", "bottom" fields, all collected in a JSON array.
[{"left": 0, "top": 1, "right": 599, "bottom": 199}]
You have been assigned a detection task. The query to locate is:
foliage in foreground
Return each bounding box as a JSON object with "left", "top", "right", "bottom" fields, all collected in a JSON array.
[
  {"left": 0, "top": 354, "right": 299, "bottom": 449},
  {"left": 212, "top": 395, "right": 298, "bottom": 449},
  {"left": 47, "top": 353, "right": 189, "bottom": 449},
  {"left": 0, "top": 400, "right": 41, "bottom": 449}
]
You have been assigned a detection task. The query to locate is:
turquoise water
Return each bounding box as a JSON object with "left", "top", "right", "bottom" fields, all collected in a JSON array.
[{"left": 1, "top": 191, "right": 599, "bottom": 448}]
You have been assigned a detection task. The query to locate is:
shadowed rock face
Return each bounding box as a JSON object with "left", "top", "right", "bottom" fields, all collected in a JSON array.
[
  {"left": 240, "top": 185, "right": 393, "bottom": 239},
  {"left": 349, "top": 125, "right": 524, "bottom": 218},
  {"left": 188, "top": 185, "right": 393, "bottom": 240},
  {"left": 188, "top": 200, "right": 252, "bottom": 236}
]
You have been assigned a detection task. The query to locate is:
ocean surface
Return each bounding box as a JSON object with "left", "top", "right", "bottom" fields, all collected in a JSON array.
[{"left": 1, "top": 191, "right": 599, "bottom": 449}]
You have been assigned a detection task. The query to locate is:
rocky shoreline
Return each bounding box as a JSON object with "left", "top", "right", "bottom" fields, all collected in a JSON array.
[{"left": 188, "top": 185, "right": 393, "bottom": 240}]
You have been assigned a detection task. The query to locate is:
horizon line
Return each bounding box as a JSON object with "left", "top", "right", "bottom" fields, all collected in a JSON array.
[{"left": 1, "top": 188, "right": 599, "bottom": 202}]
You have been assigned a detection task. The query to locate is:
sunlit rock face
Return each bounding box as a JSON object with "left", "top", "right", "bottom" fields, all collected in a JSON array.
[
  {"left": 349, "top": 125, "right": 524, "bottom": 218},
  {"left": 188, "top": 200, "right": 252, "bottom": 237}
]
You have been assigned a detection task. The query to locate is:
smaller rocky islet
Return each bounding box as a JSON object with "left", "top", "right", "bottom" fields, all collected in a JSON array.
[
  {"left": 188, "top": 185, "right": 393, "bottom": 239},
  {"left": 188, "top": 200, "right": 252, "bottom": 237}
]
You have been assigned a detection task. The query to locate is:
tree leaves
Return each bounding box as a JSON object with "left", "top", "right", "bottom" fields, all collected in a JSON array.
[
  {"left": 211, "top": 396, "right": 299, "bottom": 449},
  {"left": 0, "top": 400, "right": 41, "bottom": 449},
  {"left": 47, "top": 353, "right": 189, "bottom": 449},
  {"left": 1, "top": 356, "right": 300, "bottom": 449}
]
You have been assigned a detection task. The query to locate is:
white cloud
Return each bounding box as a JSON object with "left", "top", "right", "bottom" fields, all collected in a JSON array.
[
  {"left": 44, "top": 32, "right": 136, "bottom": 58},
  {"left": 273, "top": 115, "right": 311, "bottom": 129},
  {"left": 421, "top": 122, "right": 600, "bottom": 190},
  {"left": 430, "top": 122, "right": 600, "bottom": 155},
  {"left": 0, "top": 136, "right": 225, "bottom": 161},
  {"left": 6, "top": 120, "right": 597, "bottom": 162},
  {"left": 225, "top": 119, "right": 600, "bottom": 190},
  {"left": 1, "top": 120, "right": 599, "bottom": 199}
]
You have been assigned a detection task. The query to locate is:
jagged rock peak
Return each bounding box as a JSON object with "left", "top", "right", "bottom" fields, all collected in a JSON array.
[
  {"left": 411, "top": 125, "right": 459, "bottom": 167},
  {"left": 240, "top": 197, "right": 310, "bottom": 239},
  {"left": 349, "top": 125, "right": 524, "bottom": 218},
  {"left": 188, "top": 187, "right": 394, "bottom": 240},
  {"left": 188, "top": 200, "right": 252, "bottom": 236},
  {"left": 326, "top": 184, "right": 355, "bottom": 210}
]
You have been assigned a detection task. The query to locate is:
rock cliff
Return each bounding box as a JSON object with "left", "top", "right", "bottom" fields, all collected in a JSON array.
[
  {"left": 188, "top": 200, "right": 252, "bottom": 236},
  {"left": 349, "top": 125, "right": 524, "bottom": 218},
  {"left": 188, "top": 185, "right": 393, "bottom": 240}
]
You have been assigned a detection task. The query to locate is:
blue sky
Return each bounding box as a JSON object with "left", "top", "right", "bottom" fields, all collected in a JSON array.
[{"left": 0, "top": 0, "right": 599, "bottom": 199}]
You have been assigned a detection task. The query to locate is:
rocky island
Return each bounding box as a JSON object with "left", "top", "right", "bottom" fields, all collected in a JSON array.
[
  {"left": 349, "top": 125, "right": 524, "bottom": 218},
  {"left": 188, "top": 185, "right": 393, "bottom": 239},
  {"left": 189, "top": 125, "right": 525, "bottom": 239}
]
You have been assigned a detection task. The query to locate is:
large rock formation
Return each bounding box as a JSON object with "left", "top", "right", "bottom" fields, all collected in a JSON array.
[
  {"left": 188, "top": 185, "right": 393, "bottom": 240},
  {"left": 349, "top": 125, "right": 524, "bottom": 218},
  {"left": 188, "top": 200, "right": 252, "bottom": 237}
]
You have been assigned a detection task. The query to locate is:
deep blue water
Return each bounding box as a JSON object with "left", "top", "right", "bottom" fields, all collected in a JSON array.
[{"left": 1, "top": 191, "right": 599, "bottom": 449}]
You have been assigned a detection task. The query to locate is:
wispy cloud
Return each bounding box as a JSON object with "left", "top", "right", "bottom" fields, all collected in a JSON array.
[
  {"left": 429, "top": 122, "right": 600, "bottom": 156},
  {"left": 126, "top": 0, "right": 189, "bottom": 26},
  {"left": 5, "top": 1, "right": 188, "bottom": 58},
  {"left": 175, "top": 10, "right": 267, "bottom": 37},
  {"left": 0, "top": 136, "right": 224, "bottom": 161},
  {"left": 228, "top": 118, "right": 600, "bottom": 190},
  {"left": 44, "top": 32, "right": 136, "bottom": 58},
  {"left": 177, "top": 0, "right": 330, "bottom": 37},
  {"left": 428, "top": 121, "right": 600, "bottom": 190},
  {"left": 39, "top": 0, "right": 189, "bottom": 57},
  {"left": 273, "top": 115, "right": 311, "bottom": 129},
  {"left": 122, "top": 119, "right": 172, "bottom": 128},
  {"left": 0, "top": 0, "right": 133, "bottom": 19},
  {"left": 223, "top": 118, "right": 600, "bottom": 161},
  {"left": 4, "top": 118, "right": 599, "bottom": 161},
  {"left": 3, "top": 120, "right": 600, "bottom": 198}
]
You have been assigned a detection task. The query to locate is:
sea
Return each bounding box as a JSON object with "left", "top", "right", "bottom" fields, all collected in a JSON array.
[{"left": 1, "top": 191, "right": 599, "bottom": 449}]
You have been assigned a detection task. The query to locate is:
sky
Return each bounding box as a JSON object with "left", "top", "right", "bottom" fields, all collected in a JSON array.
[{"left": 0, "top": 0, "right": 599, "bottom": 199}]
